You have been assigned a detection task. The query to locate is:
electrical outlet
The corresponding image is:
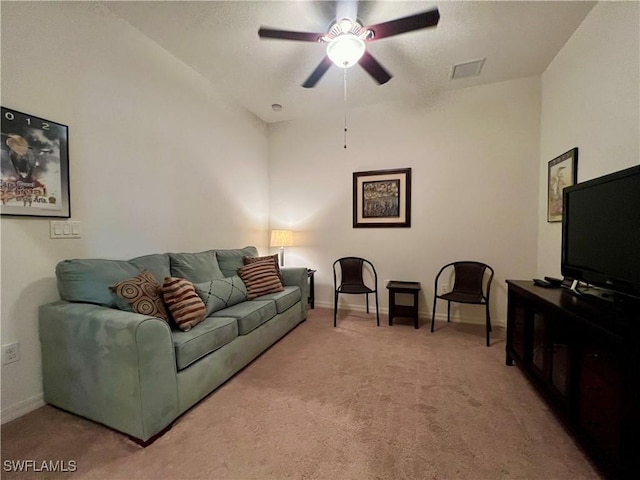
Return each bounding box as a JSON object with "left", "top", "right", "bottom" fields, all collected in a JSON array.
[
  {"left": 2, "top": 342, "right": 20, "bottom": 365},
  {"left": 440, "top": 283, "right": 450, "bottom": 295}
]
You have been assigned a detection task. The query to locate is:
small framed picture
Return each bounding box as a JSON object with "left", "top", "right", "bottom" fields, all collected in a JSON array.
[
  {"left": 1, "top": 106, "right": 70, "bottom": 217},
  {"left": 353, "top": 168, "right": 411, "bottom": 228},
  {"left": 547, "top": 148, "right": 578, "bottom": 223}
]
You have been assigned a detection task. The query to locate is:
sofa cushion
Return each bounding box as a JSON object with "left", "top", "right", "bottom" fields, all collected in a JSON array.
[
  {"left": 237, "top": 260, "right": 284, "bottom": 300},
  {"left": 162, "top": 277, "right": 207, "bottom": 331},
  {"left": 211, "top": 300, "right": 276, "bottom": 335},
  {"left": 255, "top": 286, "right": 301, "bottom": 314},
  {"left": 171, "top": 316, "right": 238, "bottom": 370},
  {"left": 56, "top": 259, "right": 140, "bottom": 307},
  {"left": 110, "top": 270, "right": 169, "bottom": 321},
  {"left": 194, "top": 276, "right": 247, "bottom": 316},
  {"left": 169, "top": 250, "right": 224, "bottom": 283},
  {"left": 129, "top": 253, "right": 171, "bottom": 285},
  {"left": 215, "top": 246, "right": 259, "bottom": 277},
  {"left": 243, "top": 254, "right": 284, "bottom": 283}
]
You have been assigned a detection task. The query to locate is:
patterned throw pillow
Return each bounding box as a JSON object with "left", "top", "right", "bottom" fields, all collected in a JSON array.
[
  {"left": 237, "top": 260, "right": 284, "bottom": 300},
  {"left": 110, "top": 271, "right": 169, "bottom": 321},
  {"left": 243, "top": 254, "right": 284, "bottom": 284},
  {"left": 194, "top": 276, "right": 248, "bottom": 316},
  {"left": 162, "top": 277, "right": 207, "bottom": 331}
]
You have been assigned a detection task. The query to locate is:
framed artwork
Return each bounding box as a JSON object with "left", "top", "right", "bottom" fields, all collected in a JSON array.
[
  {"left": 547, "top": 147, "right": 578, "bottom": 223},
  {"left": 353, "top": 168, "right": 411, "bottom": 228},
  {"left": 1, "top": 106, "right": 70, "bottom": 217}
]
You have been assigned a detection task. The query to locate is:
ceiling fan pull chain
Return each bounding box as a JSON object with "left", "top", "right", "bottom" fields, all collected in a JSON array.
[
  {"left": 344, "top": 114, "right": 348, "bottom": 149},
  {"left": 343, "top": 68, "right": 348, "bottom": 149}
]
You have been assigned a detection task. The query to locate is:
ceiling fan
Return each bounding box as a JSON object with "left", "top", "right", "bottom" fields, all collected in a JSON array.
[{"left": 258, "top": 5, "right": 440, "bottom": 88}]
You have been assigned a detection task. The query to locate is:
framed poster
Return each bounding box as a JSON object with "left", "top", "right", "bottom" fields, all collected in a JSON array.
[
  {"left": 1, "top": 107, "right": 70, "bottom": 217},
  {"left": 353, "top": 168, "right": 411, "bottom": 228},
  {"left": 547, "top": 148, "right": 578, "bottom": 222}
]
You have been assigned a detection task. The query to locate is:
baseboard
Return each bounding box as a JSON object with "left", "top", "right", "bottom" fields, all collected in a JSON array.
[
  {"left": 314, "top": 300, "right": 390, "bottom": 315},
  {"left": 313, "top": 301, "right": 504, "bottom": 327},
  {"left": 1, "top": 393, "right": 45, "bottom": 424}
]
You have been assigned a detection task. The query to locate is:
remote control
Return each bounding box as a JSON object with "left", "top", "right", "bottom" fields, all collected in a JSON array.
[
  {"left": 533, "top": 278, "right": 552, "bottom": 288},
  {"left": 544, "top": 276, "right": 563, "bottom": 287}
]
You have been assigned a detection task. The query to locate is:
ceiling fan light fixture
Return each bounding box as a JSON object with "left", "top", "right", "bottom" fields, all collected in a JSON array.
[
  {"left": 338, "top": 18, "right": 354, "bottom": 33},
  {"left": 326, "top": 34, "right": 365, "bottom": 68}
]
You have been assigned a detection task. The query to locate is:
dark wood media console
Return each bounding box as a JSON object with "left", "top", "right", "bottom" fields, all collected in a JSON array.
[{"left": 505, "top": 280, "right": 640, "bottom": 479}]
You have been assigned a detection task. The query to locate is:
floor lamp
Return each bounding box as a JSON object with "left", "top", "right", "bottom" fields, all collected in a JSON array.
[{"left": 270, "top": 229, "right": 293, "bottom": 266}]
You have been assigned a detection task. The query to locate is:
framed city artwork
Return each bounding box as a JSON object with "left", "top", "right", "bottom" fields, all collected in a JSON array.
[
  {"left": 353, "top": 168, "right": 411, "bottom": 228},
  {"left": 547, "top": 147, "right": 578, "bottom": 222},
  {"left": 1, "top": 106, "right": 70, "bottom": 217}
]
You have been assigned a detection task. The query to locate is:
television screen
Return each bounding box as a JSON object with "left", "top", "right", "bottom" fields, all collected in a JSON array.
[{"left": 562, "top": 165, "right": 640, "bottom": 300}]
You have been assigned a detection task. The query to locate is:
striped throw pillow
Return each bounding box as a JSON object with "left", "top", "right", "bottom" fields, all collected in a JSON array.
[
  {"left": 162, "top": 277, "right": 207, "bottom": 331},
  {"left": 238, "top": 260, "right": 284, "bottom": 300},
  {"left": 110, "top": 270, "right": 169, "bottom": 321},
  {"left": 243, "top": 254, "right": 284, "bottom": 283}
]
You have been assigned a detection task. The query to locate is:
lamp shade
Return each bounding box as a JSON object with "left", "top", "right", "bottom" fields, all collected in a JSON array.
[{"left": 270, "top": 229, "right": 293, "bottom": 247}]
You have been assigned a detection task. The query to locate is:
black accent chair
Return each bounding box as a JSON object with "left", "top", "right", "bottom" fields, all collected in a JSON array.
[
  {"left": 431, "top": 261, "right": 494, "bottom": 346},
  {"left": 333, "top": 257, "right": 379, "bottom": 327}
]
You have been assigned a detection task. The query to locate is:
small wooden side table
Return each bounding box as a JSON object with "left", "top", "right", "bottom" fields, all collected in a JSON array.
[
  {"left": 307, "top": 269, "right": 316, "bottom": 309},
  {"left": 387, "top": 281, "right": 421, "bottom": 329}
]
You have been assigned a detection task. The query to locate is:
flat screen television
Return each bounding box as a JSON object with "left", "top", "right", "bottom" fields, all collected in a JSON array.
[{"left": 561, "top": 164, "right": 640, "bottom": 302}]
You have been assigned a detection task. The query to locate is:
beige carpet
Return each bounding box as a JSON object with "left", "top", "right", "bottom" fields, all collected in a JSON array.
[{"left": 1, "top": 308, "right": 601, "bottom": 479}]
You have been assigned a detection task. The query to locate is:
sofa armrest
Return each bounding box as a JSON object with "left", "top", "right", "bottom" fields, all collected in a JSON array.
[
  {"left": 280, "top": 267, "right": 309, "bottom": 318},
  {"left": 38, "top": 301, "right": 178, "bottom": 441}
]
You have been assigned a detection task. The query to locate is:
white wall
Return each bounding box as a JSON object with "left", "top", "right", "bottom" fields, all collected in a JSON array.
[
  {"left": 537, "top": 1, "right": 640, "bottom": 277},
  {"left": 269, "top": 77, "right": 541, "bottom": 325},
  {"left": 0, "top": 2, "right": 269, "bottom": 422}
]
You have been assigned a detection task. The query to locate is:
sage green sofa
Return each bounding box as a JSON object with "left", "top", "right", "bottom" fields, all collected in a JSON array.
[{"left": 38, "top": 246, "right": 308, "bottom": 444}]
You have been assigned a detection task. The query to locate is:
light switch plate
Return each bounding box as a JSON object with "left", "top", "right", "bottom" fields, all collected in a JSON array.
[{"left": 50, "top": 220, "right": 82, "bottom": 239}]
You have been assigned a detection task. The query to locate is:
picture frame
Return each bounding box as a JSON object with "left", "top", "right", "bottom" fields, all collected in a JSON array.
[
  {"left": 1, "top": 106, "right": 70, "bottom": 218},
  {"left": 547, "top": 148, "right": 578, "bottom": 223},
  {"left": 353, "top": 168, "right": 411, "bottom": 228}
]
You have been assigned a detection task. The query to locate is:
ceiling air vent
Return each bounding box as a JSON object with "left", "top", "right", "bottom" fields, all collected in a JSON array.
[{"left": 451, "top": 58, "right": 486, "bottom": 80}]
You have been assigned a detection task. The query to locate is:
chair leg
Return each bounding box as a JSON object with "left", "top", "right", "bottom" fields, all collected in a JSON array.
[
  {"left": 486, "top": 315, "right": 490, "bottom": 347},
  {"left": 431, "top": 297, "right": 437, "bottom": 332},
  {"left": 486, "top": 303, "right": 491, "bottom": 347},
  {"left": 447, "top": 301, "right": 451, "bottom": 323},
  {"left": 333, "top": 291, "right": 338, "bottom": 327},
  {"left": 366, "top": 293, "right": 370, "bottom": 313},
  {"left": 375, "top": 291, "right": 380, "bottom": 326}
]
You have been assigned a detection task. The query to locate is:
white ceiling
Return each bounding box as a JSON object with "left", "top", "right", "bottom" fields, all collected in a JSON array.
[{"left": 105, "top": 1, "right": 596, "bottom": 123}]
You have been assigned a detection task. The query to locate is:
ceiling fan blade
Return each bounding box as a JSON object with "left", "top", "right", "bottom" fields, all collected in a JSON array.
[
  {"left": 258, "top": 27, "right": 324, "bottom": 42},
  {"left": 366, "top": 8, "right": 440, "bottom": 41},
  {"left": 358, "top": 50, "right": 392, "bottom": 85},
  {"left": 302, "top": 56, "right": 334, "bottom": 88}
]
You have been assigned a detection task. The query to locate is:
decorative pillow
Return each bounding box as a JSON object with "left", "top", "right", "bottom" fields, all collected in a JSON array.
[
  {"left": 237, "top": 260, "right": 285, "bottom": 300},
  {"left": 162, "top": 277, "right": 207, "bottom": 331},
  {"left": 194, "top": 276, "right": 248, "bottom": 316},
  {"left": 243, "top": 254, "right": 284, "bottom": 284},
  {"left": 110, "top": 270, "right": 169, "bottom": 321}
]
